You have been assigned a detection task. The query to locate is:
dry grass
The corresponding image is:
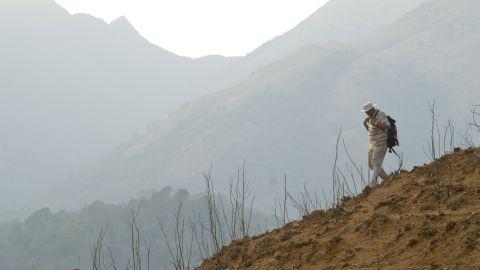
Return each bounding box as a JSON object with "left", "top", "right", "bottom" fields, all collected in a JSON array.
[{"left": 198, "top": 149, "right": 480, "bottom": 270}]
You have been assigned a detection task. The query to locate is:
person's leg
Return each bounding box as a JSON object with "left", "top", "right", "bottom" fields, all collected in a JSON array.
[
  {"left": 369, "top": 147, "right": 379, "bottom": 188},
  {"left": 370, "top": 171, "right": 379, "bottom": 188},
  {"left": 368, "top": 148, "right": 373, "bottom": 170},
  {"left": 372, "top": 145, "right": 388, "bottom": 185},
  {"left": 379, "top": 167, "right": 388, "bottom": 180}
]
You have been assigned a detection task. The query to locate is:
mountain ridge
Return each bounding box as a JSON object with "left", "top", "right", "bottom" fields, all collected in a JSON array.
[
  {"left": 74, "top": 0, "right": 480, "bottom": 211},
  {"left": 0, "top": 0, "right": 234, "bottom": 221}
]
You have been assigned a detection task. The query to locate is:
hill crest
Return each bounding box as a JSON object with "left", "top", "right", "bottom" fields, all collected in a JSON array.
[{"left": 199, "top": 148, "right": 480, "bottom": 269}]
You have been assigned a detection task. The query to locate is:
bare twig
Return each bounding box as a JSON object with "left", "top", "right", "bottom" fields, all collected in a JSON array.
[
  {"left": 91, "top": 225, "right": 108, "bottom": 270},
  {"left": 160, "top": 203, "right": 194, "bottom": 270}
]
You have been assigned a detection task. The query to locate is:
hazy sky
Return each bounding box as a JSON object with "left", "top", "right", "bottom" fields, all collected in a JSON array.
[{"left": 55, "top": 0, "right": 329, "bottom": 58}]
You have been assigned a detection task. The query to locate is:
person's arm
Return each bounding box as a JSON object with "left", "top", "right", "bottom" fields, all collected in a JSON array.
[
  {"left": 374, "top": 112, "right": 390, "bottom": 132},
  {"left": 363, "top": 118, "right": 369, "bottom": 131},
  {"left": 375, "top": 122, "right": 389, "bottom": 131}
]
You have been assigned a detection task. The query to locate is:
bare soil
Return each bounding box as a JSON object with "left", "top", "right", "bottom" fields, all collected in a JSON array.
[{"left": 198, "top": 149, "right": 480, "bottom": 270}]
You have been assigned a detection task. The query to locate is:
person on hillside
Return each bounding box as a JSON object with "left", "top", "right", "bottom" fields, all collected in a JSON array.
[{"left": 363, "top": 102, "right": 391, "bottom": 188}]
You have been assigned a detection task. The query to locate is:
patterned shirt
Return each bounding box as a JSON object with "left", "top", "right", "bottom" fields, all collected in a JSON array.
[{"left": 367, "top": 109, "right": 391, "bottom": 147}]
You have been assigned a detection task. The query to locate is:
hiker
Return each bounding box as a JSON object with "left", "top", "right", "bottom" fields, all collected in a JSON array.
[{"left": 363, "top": 102, "right": 391, "bottom": 188}]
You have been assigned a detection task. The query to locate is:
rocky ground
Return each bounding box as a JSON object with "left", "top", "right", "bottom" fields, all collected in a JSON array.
[{"left": 199, "top": 148, "right": 480, "bottom": 269}]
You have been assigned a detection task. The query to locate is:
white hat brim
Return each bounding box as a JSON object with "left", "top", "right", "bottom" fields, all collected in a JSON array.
[{"left": 361, "top": 104, "right": 377, "bottom": 112}]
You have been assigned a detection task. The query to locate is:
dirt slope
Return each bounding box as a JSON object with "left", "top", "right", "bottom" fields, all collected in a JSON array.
[{"left": 199, "top": 149, "right": 480, "bottom": 269}]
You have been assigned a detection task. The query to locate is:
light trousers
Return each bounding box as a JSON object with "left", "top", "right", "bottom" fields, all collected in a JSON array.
[{"left": 368, "top": 143, "right": 388, "bottom": 187}]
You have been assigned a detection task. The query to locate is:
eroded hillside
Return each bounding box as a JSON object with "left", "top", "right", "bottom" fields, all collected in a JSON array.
[{"left": 199, "top": 148, "right": 480, "bottom": 269}]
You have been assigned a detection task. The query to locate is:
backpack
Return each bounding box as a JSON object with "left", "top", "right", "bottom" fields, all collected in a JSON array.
[
  {"left": 386, "top": 116, "right": 399, "bottom": 154},
  {"left": 374, "top": 110, "right": 399, "bottom": 154}
]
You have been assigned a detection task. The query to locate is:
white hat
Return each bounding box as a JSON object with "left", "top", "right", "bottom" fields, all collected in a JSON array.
[{"left": 362, "top": 102, "right": 376, "bottom": 112}]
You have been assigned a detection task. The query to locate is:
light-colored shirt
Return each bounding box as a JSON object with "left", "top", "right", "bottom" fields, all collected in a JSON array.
[{"left": 367, "top": 109, "right": 390, "bottom": 147}]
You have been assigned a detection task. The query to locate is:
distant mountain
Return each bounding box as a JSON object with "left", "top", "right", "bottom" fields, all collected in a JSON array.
[
  {"left": 204, "top": 0, "right": 428, "bottom": 90},
  {"left": 247, "top": 0, "right": 428, "bottom": 66},
  {"left": 0, "top": 0, "right": 237, "bottom": 221},
  {"left": 63, "top": 0, "right": 480, "bottom": 210},
  {"left": 150, "top": 0, "right": 430, "bottom": 101},
  {"left": 0, "top": 187, "right": 269, "bottom": 270},
  {"left": 0, "top": 0, "right": 431, "bottom": 221}
]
